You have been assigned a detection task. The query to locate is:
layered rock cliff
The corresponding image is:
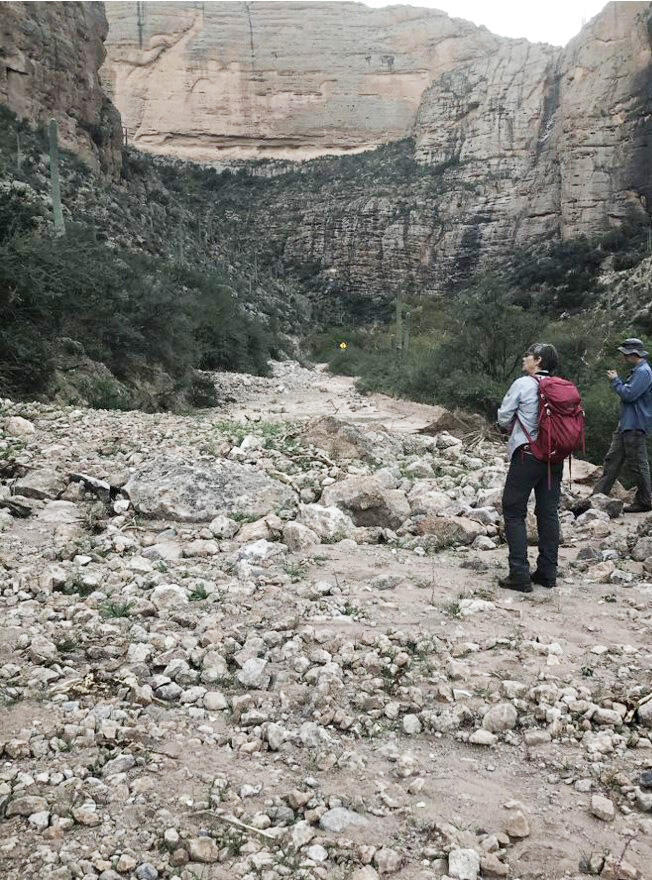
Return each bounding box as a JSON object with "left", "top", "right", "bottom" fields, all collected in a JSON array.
[
  {"left": 414, "top": 0, "right": 652, "bottom": 247},
  {"left": 102, "top": 0, "right": 501, "bottom": 161},
  {"left": 0, "top": 1, "right": 122, "bottom": 173},
  {"left": 102, "top": 1, "right": 652, "bottom": 297}
]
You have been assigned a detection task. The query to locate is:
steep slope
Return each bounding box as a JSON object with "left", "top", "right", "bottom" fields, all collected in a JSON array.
[{"left": 0, "top": 1, "right": 122, "bottom": 174}]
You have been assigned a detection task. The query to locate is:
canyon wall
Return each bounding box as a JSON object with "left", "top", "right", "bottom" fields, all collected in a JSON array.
[
  {"left": 102, "top": 2, "right": 652, "bottom": 296},
  {"left": 414, "top": 0, "right": 652, "bottom": 246},
  {"left": 1, "top": 1, "right": 649, "bottom": 301},
  {"left": 102, "top": 0, "right": 501, "bottom": 161},
  {"left": 0, "top": 1, "right": 122, "bottom": 173}
]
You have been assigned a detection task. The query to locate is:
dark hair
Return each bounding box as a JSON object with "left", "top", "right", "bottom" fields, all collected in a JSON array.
[{"left": 527, "top": 342, "right": 559, "bottom": 374}]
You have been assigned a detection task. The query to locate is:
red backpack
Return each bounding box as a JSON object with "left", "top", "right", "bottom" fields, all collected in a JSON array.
[{"left": 516, "top": 376, "right": 586, "bottom": 473}]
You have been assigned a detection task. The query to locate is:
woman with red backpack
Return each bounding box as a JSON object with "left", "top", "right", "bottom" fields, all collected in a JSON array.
[{"left": 496, "top": 343, "right": 585, "bottom": 593}]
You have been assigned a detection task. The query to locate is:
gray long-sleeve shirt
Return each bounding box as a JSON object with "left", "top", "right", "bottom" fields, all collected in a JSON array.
[{"left": 497, "top": 372, "right": 549, "bottom": 459}]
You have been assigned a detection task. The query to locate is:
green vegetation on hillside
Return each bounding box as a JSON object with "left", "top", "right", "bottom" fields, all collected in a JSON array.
[
  {"left": 311, "top": 274, "right": 650, "bottom": 465},
  {"left": 0, "top": 107, "right": 286, "bottom": 409},
  {"left": 1, "top": 102, "right": 651, "bottom": 437}
]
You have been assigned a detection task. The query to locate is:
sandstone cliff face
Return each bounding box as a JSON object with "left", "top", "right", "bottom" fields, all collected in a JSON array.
[
  {"left": 102, "top": 1, "right": 652, "bottom": 298},
  {"left": 414, "top": 1, "right": 652, "bottom": 245},
  {"left": 413, "top": 39, "right": 562, "bottom": 275},
  {"left": 102, "top": 0, "right": 500, "bottom": 161},
  {"left": 554, "top": 1, "right": 652, "bottom": 237},
  {"left": 0, "top": 1, "right": 122, "bottom": 173},
  {"left": 199, "top": 3, "right": 651, "bottom": 300}
]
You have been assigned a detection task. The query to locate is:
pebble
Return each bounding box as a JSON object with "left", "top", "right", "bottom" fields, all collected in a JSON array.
[
  {"left": 448, "top": 847, "right": 480, "bottom": 880},
  {"left": 591, "top": 794, "right": 615, "bottom": 821}
]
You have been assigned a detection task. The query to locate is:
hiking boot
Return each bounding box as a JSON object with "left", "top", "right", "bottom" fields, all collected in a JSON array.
[
  {"left": 498, "top": 574, "right": 533, "bottom": 593},
  {"left": 531, "top": 570, "right": 556, "bottom": 589},
  {"left": 623, "top": 503, "right": 652, "bottom": 514}
]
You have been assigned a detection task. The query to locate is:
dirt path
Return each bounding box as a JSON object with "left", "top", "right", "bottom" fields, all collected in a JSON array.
[{"left": 223, "top": 362, "right": 448, "bottom": 433}]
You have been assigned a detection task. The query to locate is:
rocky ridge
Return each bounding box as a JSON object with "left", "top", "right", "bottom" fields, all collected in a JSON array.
[
  {"left": 1, "top": 361, "right": 651, "bottom": 880},
  {"left": 0, "top": 1, "right": 122, "bottom": 174}
]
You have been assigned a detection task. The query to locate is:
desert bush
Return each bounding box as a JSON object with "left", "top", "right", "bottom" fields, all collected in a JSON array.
[
  {"left": 318, "top": 274, "right": 649, "bottom": 464},
  {"left": 511, "top": 236, "right": 603, "bottom": 310},
  {"left": 0, "top": 225, "right": 277, "bottom": 404},
  {"left": 82, "top": 377, "right": 132, "bottom": 411}
]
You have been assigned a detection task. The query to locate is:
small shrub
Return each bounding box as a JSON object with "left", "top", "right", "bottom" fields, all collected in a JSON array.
[
  {"left": 101, "top": 600, "right": 132, "bottom": 619},
  {"left": 188, "top": 372, "right": 218, "bottom": 408},
  {"left": 83, "top": 377, "right": 132, "bottom": 411}
]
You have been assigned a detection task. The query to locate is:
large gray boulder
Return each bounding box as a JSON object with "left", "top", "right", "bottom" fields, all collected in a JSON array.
[
  {"left": 297, "top": 504, "right": 355, "bottom": 541},
  {"left": 125, "top": 459, "right": 295, "bottom": 522},
  {"left": 321, "top": 475, "right": 410, "bottom": 528},
  {"left": 408, "top": 481, "right": 453, "bottom": 517},
  {"left": 14, "top": 468, "right": 66, "bottom": 500}
]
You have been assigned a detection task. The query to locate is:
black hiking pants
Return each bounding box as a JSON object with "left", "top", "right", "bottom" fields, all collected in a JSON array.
[
  {"left": 593, "top": 429, "right": 652, "bottom": 507},
  {"left": 502, "top": 447, "right": 563, "bottom": 581}
]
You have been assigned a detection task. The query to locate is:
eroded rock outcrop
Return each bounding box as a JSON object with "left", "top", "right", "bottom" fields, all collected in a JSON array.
[
  {"left": 101, "top": 2, "right": 652, "bottom": 293},
  {"left": 102, "top": 0, "right": 500, "bottom": 161},
  {"left": 0, "top": 1, "right": 122, "bottom": 173},
  {"left": 414, "top": 0, "right": 652, "bottom": 246}
]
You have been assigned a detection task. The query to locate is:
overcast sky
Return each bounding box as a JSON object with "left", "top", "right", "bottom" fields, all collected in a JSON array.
[{"left": 361, "top": 0, "right": 608, "bottom": 46}]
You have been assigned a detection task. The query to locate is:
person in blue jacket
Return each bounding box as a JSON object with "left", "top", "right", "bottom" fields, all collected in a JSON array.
[{"left": 593, "top": 338, "right": 652, "bottom": 513}]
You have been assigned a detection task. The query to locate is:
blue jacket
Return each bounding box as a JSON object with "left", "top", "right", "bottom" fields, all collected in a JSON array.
[{"left": 611, "top": 359, "right": 652, "bottom": 432}]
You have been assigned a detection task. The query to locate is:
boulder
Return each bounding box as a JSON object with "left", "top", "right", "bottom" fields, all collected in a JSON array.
[
  {"left": 238, "top": 539, "right": 287, "bottom": 563},
  {"left": 590, "top": 794, "right": 615, "bottom": 821},
  {"left": 319, "top": 807, "right": 368, "bottom": 833},
  {"left": 297, "top": 504, "right": 355, "bottom": 541},
  {"left": 590, "top": 493, "right": 623, "bottom": 519},
  {"left": 415, "top": 515, "right": 484, "bottom": 547},
  {"left": 637, "top": 697, "right": 652, "bottom": 728},
  {"left": 282, "top": 521, "right": 320, "bottom": 551},
  {"left": 321, "top": 476, "right": 409, "bottom": 528},
  {"left": 13, "top": 468, "right": 66, "bottom": 500},
  {"left": 188, "top": 838, "right": 220, "bottom": 863},
  {"left": 448, "top": 848, "right": 480, "bottom": 880},
  {"left": 3, "top": 416, "right": 35, "bottom": 437},
  {"left": 209, "top": 514, "right": 240, "bottom": 538},
  {"left": 631, "top": 537, "right": 652, "bottom": 563},
  {"left": 237, "top": 658, "right": 271, "bottom": 689},
  {"left": 303, "top": 417, "right": 402, "bottom": 464},
  {"left": 150, "top": 584, "right": 188, "bottom": 609},
  {"left": 124, "top": 458, "right": 295, "bottom": 522},
  {"left": 482, "top": 703, "right": 517, "bottom": 732},
  {"left": 408, "top": 482, "right": 453, "bottom": 517},
  {"left": 563, "top": 458, "right": 600, "bottom": 485},
  {"left": 236, "top": 518, "right": 273, "bottom": 543}
]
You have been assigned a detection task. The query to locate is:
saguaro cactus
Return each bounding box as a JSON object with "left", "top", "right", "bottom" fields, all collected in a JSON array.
[
  {"left": 395, "top": 296, "right": 403, "bottom": 352},
  {"left": 48, "top": 118, "right": 65, "bottom": 236},
  {"left": 403, "top": 309, "right": 411, "bottom": 354}
]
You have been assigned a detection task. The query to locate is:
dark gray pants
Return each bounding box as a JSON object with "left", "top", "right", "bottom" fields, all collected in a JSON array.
[
  {"left": 502, "top": 449, "right": 563, "bottom": 581},
  {"left": 593, "top": 429, "right": 652, "bottom": 507}
]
